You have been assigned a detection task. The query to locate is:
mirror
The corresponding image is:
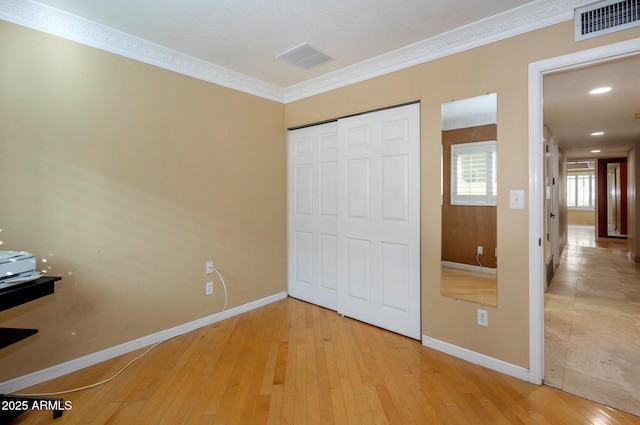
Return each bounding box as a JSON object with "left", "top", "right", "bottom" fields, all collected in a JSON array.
[
  {"left": 441, "top": 93, "right": 498, "bottom": 306},
  {"left": 606, "top": 161, "right": 627, "bottom": 238}
]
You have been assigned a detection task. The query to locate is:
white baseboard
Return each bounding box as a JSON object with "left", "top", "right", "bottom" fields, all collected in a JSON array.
[
  {"left": 422, "top": 335, "right": 530, "bottom": 382},
  {"left": 441, "top": 261, "right": 497, "bottom": 275},
  {"left": 0, "top": 291, "right": 288, "bottom": 394}
]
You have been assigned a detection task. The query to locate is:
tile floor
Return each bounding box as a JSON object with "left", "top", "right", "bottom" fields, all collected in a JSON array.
[{"left": 545, "top": 225, "right": 640, "bottom": 417}]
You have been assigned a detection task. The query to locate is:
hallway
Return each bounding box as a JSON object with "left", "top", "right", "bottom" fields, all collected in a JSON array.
[{"left": 545, "top": 225, "right": 640, "bottom": 417}]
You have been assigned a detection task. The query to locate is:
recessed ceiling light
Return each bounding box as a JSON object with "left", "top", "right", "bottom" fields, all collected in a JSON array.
[
  {"left": 590, "top": 131, "right": 604, "bottom": 136},
  {"left": 589, "top": 87, "right": 611, "bottom": 95},
  {"left": 591, "top": 150, "right": 601, "bottom": 153}
]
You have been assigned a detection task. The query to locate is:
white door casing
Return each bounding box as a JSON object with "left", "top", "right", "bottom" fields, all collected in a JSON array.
[
  {"left": 288, "top": 103, "right": 421, "bottom": 339},
  {"left": 528, "top": 38, "right": 640, "bottom": 385}
]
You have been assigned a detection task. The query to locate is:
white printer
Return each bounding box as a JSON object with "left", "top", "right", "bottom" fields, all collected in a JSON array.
[{"left": 0, "top": 251, "right": 40, "bottom": 288}]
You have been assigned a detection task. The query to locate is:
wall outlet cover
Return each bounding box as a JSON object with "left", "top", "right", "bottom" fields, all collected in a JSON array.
[
  {"left": 477, "top": 309, "right": 488, "bottom": 326},
  {"left": 509, "top": 189, "right": 525, "bottom": 209}
]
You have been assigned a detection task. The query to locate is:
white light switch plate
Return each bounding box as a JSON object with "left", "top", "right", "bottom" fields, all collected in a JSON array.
[{"left": 509, "top": 190, "right": 525, "bottom": 209}]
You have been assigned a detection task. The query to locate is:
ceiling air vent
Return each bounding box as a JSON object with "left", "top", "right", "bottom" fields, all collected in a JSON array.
[
  {"left": 575, "top": 0, "right": 639, "bottom": 40},
  {"left": 277, "top": 43, "right": 333, "bottom": 70}
]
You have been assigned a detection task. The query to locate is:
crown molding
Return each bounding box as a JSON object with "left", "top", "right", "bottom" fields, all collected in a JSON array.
[
  {"left": 442, "top": 113, "right": 498, "bottom": 131},
  {"left": 1, "top": 0, "right": 594, "bottom": 104},
  {"left": 0, "top": 0, "right": 286, "bottom": 103},
  {"left": 283, "top": 0, "right": 594, "bottom": 102}
]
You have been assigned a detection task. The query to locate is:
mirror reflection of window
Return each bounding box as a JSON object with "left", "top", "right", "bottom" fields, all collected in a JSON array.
[{"left": 451, "top": 140, "right": 497, "bottom": 206}]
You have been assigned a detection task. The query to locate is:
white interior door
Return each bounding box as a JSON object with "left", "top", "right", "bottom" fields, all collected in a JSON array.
[
  {"left": 288, "top": 103, "right": 421, "bottom": 340},
  {"left": 551, "top": 137, "right": 560, "bottom": 267},
  {"left": 544, "top": 135, "right": 553, "bottom": 289},
  {"left": 337, "top": 104, "right": 421, "bottom": 339},
  {"left": 288, "top": 122, "right": 339, "bottom": 310}
]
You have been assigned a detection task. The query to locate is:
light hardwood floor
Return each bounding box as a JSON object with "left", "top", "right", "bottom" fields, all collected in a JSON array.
[
  {"left": 441, "top": 267, "right": 497, "bottom": 306},
  {"left": 9, "top": 297, "right": 640, "bottom": 424}
]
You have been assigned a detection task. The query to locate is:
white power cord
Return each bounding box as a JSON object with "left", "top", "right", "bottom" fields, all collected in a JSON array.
[
  {"left": 16, "top": 267, "right": 228, "bottom": 397},
  {"left": 213, "top": 267, "right": 228, "bottom": 312}
]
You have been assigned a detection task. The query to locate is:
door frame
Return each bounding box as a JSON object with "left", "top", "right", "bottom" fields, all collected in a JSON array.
[{"left": 528, "top": 37, "right": 640, "bottom": 384}]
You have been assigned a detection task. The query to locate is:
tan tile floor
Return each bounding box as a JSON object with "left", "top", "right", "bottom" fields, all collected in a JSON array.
[{"left": 545, "top": 225, "right": 640, "bottom": 417}]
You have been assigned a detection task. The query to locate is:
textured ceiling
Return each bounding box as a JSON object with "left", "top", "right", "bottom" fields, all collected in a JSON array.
[
  {"left": 30, "top": 0, "right": 535, "bottom": 87},
  {"left": 543, "top": 55, "right": 640, "bottom": 160}
]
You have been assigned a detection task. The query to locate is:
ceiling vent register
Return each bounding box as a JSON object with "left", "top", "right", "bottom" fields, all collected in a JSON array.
[
  {"left": 277, "top": 43, "right": 333, "bottom": 70},
  {"left": 575, "top": 0, "right": 639, "bottom": 40}
]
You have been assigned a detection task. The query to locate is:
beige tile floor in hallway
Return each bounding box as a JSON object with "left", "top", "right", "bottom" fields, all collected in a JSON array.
[{"left": 545, "top": 225, "right": 640, "bottom": 417}]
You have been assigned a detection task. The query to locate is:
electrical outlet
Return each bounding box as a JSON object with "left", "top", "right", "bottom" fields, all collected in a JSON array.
[
  {"left": 477, "top": 246, "right": 483, "bottom": 255},
  {"left": 206, "top": 281, "right": 213, "bottom": 295},
  {"left": 206, "top": 261, "right": 214, "bottom": 274},
  {"left": 477, "top": 309, "right": 488, "bottom": 326}
]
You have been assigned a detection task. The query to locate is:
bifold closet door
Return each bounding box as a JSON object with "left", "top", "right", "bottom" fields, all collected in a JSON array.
[{"left": 288, "top": 103, "right": 420, "bottom": 339}]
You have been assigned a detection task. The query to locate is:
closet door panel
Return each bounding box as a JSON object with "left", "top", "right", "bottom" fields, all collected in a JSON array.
[
  {"left": 337, "top": 103, "right": 421, "bottom": 340},
  {"left": 288, "top": 122, "right": 339, "bottom": 311}
]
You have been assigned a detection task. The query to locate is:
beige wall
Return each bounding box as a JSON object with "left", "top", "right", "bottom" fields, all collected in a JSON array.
[
  {"left": 0, "top": 21, "right": 286, "bottom": 381},
  {"left": 629, "top": 144, "right": 640, "bottom": 262},
  {"left": 285, "top": 22, "right": 640, "bottom": 368},
  {"left": 568, "top": 209, "right": 596, "bottom": 225},
  {"left": 2, "top": 15, "right": 639, "bottom": 383}
]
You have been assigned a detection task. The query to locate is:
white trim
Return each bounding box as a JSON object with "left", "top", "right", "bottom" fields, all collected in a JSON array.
[
  {"left": 0, "top": 0, "right": 285, "bottom": 103},
  {"left": 1, "top": 0, "right": 595, "bottom": 103},
  {"left": 0, "top": 291, "right": 288, "bottom": 394},
  {"left": 422, "top": 335, "right": 530, "bottom": 382},
  {"left": 528, "top": 59, "right": 545, "bottom": 385},
  {"left": 442, "top": 113, "right": 498, "bottom": 132},
  {"left": 441, "top": 261, "right": 497, "bottom": 275},
  {"left": 283, "top": 0, "right": 594, "bottom": 103},
  {"left": 528, "top": 38, "right": 640, "bottom": 385}
]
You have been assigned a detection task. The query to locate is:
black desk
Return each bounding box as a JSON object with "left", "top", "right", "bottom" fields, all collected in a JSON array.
[
  {"left": 1, "top": 276, "right": 61, "bottom": 349},
  {"left": 1, "top": 276, "right": 64, "bottom": 421}
]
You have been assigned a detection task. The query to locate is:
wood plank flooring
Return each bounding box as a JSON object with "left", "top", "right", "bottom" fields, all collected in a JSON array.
[
  {"left": 9, "top": 297, "right": 640, "bottom": 424},
  {"left": 441, "top": 267, "right": 497, "bottom": 306}
]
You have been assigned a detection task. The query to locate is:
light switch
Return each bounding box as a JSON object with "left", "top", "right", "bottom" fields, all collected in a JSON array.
[{"left": 510, "top": 190, "right": 525, "bottom": 209}]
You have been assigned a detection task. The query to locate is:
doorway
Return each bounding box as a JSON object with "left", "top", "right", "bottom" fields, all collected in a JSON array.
[{"left": 528, "top": 38, "right": 640, "bottom": 385}]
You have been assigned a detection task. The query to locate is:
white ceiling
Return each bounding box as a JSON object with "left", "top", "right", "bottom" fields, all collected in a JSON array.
[
  {"left": 543, "top": 55, "right": 640, "bottom": 160},
  {"left": 27, "top": 0, "right": 537, "bottom": 88},
  {"left": 1, "top": 0, "right": 599, "bottom": 102}
]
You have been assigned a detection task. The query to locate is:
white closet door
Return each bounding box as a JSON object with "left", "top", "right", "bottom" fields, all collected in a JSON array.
[
  {"left": 337, "top": 103, "right": 421, "bottom": 339},
  {"left": 287, "top": 103, "right": 421, "bottom": 340},
  {"left": 288, "top": 122, "right": 339, "bottom": 310}
]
